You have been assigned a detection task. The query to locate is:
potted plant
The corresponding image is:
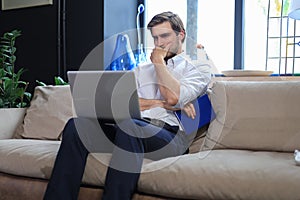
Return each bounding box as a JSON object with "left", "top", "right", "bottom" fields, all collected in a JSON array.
[{"left": 0, "top": 29, "right": 31, "bottom": 139}]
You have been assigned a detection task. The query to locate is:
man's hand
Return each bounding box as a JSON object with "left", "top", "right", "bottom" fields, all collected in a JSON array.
[
  {"left": 149, "top": 44, "right": 171, "bottom": 64},
  {"left": 139, "top": 98, "right": 196, "bottom": 119},
  {"left": 182, "top": 102, "right": 196, "bottom": 119},
  {"left": 196, "top": 43, "right": 204, "bottom": 49},
  {"left": 139, "top": 98, "right": 178, "bottom": 111}
]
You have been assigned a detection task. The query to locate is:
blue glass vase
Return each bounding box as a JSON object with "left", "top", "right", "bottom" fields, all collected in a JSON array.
[
  {"left": 134, "top": 44, "right": 147, "bottom": 65},
  {"left": 109, "top": 34, "right": 137, "bottom": 71}
]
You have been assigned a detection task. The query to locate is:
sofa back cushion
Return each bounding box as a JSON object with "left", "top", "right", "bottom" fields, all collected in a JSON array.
[
  {"left": 201, "top": 81, "right": 300, "bottom": 152},
  {"left": 14, "top": 85, "right": 76, "bottom": 140}
]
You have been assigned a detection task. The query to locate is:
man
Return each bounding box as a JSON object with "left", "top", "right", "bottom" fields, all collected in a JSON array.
[{"left": 44, "top": 11, "right": 212, "bottom": 200}]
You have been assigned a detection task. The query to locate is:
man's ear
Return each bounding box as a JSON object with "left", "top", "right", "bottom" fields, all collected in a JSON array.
[{"left": 178, "top": 30, "right": 185, "bottom": 42}]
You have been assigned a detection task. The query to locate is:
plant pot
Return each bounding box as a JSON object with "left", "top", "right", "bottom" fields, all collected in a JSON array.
[{"left": 0, "top": 108, "right": 26, "bottom": 139}]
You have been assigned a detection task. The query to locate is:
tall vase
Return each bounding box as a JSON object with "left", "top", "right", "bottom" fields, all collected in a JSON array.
[{"left": 109, "top": 34, "right": 137, "bottom": 71}]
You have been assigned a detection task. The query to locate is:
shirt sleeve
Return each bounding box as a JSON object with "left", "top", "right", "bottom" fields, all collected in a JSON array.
[{"left": 174, "top": 49, "right": 213, "bottom": 108}]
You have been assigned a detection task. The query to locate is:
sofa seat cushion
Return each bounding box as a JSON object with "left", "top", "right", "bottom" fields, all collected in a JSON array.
[
  {"left": 0, "top": 139, "right": 60, "bottom": 179},
  {"left": 138, "top": 150, "right": 300, "bottom": 200},
  {"left": 0, "top": 139, "right": 151, "bottom": 187},
  {"left": 0, "top": 139, "right": 106, "bottom": 186}
]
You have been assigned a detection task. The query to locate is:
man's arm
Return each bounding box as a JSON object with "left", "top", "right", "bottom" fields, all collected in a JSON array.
[
  {"left": 149, "top": 44, "right": 209, "bottom": 107},
  {"left": 139, "top": 98, "right": 178, "bottom": 111},
  {"left": 139, "top": 98, "right": 165, "bottom": 111},
  {"left": 139, "top": 98, "right": 196, "bottom": 119},
  {"left": 150, "top": 46, "right": 180, "bottom": 106},
  {"left": 174, "top": 46, "right": 212, "bottom": 109}
]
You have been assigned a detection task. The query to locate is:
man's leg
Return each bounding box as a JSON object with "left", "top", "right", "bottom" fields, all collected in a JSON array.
[
  {"left": 44, "top": 118, "right": 116, "bottom": 200},
  {"left": 102, "top": 119, "right": 187, "bottom": 200},
  {"left": 44, "top": 118, "right": 89, "bottom": 200}
]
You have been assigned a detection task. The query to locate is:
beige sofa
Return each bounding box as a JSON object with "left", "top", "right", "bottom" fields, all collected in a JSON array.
[{"left": 0, "top": 79, "right": 300, "bottom": 200}]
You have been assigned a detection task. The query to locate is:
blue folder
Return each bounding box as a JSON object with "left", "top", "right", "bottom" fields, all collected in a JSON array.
[{"left": 175, "top": 94, "right": 216, "bottom": 135}]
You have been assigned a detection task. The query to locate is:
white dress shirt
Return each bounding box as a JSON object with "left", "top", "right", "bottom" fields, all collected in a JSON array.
[{"left": 134, "top": 48, "right": 213, "bottom": 127}]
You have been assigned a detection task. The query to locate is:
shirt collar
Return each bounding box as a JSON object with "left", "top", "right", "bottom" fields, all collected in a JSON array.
[{"left": 166, "top": 51, "right": 186, "bottom": 68}]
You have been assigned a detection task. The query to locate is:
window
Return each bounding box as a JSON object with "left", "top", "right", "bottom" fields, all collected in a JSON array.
[
  {"left": 145, "top": 0, "right": 300, "bottom": 75},
  {"left": 244, "top": 0, "right": 268, "bottom": 71},
  {"left": 197, "top": 0, "right": 235, "bottom": 72},
  {"left": 245, "top": 0, "right": 300, "bottom": 74}
]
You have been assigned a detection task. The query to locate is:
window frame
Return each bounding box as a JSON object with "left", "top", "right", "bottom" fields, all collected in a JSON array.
[{"left": 234, "top": 0, "right": 245, "bottom": 70}]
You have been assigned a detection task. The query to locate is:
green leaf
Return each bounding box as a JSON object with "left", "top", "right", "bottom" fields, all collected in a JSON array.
[
  {"left": 11, "top": 30, "right": 21, "bottom": 37},
  {"left": 24, "top": 92, "right": 32, "bottom": 100},
  {"left": 1, "top": 47, "right": 16, "bottom": 54},
  {"left": 3, "top": 78, "right": 12, "bottom": 90},
  {"left": 0, "top": 98, "right": 3, "bottom": 108},
  {"left": 54, "top": 76, "right": 68, "bottom": 85},
  {"left": 14, "top": 87, "right": 24, "bottom": 96},
  {"left": 0, "top": 68, "right": 6, "bottom": 77},
  {"left": 17, "top": 80, "right": 27, "bottom": 85},
  {"left": 5, "top": 65, "right": 13, "bottom": 74},
  {"left": 3, "top": 33, "right": 11, "bottom": 40},
  {"left": 2, "top": 53, "right": 10, "bottom": 59},
  {"left": 9, "top": 55, "right": 16, "bottom": 64},
  {"left": 11, "top": 47, "right": 16, "bottom": 54},
  {"left": 1, "top": 45, "right": 10, "bottom": 50},
  {"left": 36, "top": 80, "right": 47, "bottom": 86}
]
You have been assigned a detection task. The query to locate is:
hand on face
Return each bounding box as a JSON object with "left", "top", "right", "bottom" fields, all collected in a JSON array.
[{"left": 150, "top": 43, "right": 172, "bottom": 64}]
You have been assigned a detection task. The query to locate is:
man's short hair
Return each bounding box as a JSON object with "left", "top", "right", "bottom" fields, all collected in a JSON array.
[{"left": 147, "top": 11, "right": 186, "bottom": 42}]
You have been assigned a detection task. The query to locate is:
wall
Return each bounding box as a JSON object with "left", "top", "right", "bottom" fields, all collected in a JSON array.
[
  {"left": 0, "top": 0, "right": 139, "bottom": 92},
  {"left": 0, "top": 0, "right": 104, "bottom": 92},
  {"left": 65, "top": 0, "right": 103, "bottom": 72},
  {"left": 80, "top": 0, "right": 140, "bottom": 70},
  {"left": 102, "top": 0, "right": 139, "bottom": 69},
  {"left": 0, "top": 1, "right": 59, "bottom": 92}
]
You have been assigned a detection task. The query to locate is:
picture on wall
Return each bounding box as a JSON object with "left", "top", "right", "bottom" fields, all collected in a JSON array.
[{"left": 1, "top": 0, "right": 53, "bottom": 10}]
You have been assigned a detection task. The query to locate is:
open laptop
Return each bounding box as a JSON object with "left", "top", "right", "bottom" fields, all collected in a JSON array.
[{"left": 67, "top": 70, "right": 142, "bottom": 123}]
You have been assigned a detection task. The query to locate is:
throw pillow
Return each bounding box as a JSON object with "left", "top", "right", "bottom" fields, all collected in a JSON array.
[{"left": 14, "top": 85, "right": 76, "bottom": 140}]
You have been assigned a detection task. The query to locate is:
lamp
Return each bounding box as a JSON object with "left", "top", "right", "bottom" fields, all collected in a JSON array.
[
  {"left": 288, "top": 0, "right": 300, "bottom": 20},
  {"left": 284, "top": 0, "right": 300, "bottom": 75}
]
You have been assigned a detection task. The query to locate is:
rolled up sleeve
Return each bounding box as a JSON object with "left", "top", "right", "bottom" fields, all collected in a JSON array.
[{"left": 174, "top": 49, "right": 213, "bottom": 108}]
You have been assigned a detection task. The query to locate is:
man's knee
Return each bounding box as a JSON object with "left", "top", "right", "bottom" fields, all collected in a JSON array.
[
  {"left": 116, "top": 119, "right": 149, "bottom": 138},
  {"left": 62, "top": 117, "right": 88, "bottom": 140},
  {"left": 62, "top": 118, "right": 76, "bottom": 139}
]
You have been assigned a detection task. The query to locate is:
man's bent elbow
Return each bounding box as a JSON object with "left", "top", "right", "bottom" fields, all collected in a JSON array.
[{"left": 165, "top": 96, "right": 179, "bottom": 106}]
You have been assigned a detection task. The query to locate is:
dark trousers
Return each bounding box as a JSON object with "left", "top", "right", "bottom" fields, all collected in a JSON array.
[{"left": 44, "top": 117, "right": 188, "bottom": 200}]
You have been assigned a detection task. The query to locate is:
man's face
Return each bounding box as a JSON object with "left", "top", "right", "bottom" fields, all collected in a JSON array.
[{"left": 151, "top": 21, "right": 184, "bottom": 57}]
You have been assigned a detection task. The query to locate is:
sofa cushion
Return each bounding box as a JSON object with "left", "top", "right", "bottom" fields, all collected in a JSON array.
[
  {"left": 138, "top": 150, "right": 300, "bottom": 200},
  {"left": 14, "top": 86, "right": 76, "bottom": 140},
  {"left": 0, "top": 139, "right": 61, "bottom": 178},
  {"left": 0, "top": 139, "right": 108, "bottom": 186},
  {"left": 202, "top": 81, "right": 300, "bottom": 152},
  {"left": 0, "top": 139, "right": 299, "bottom": 199},
  {"left": 188, "top": 124, "right": 208, "bottom": 154},
  {"left": 0, "top": 139, "right": 151, "bottom": 187},
  {"left": 0, "top": 108, "right": 26, "bottom": 139}
]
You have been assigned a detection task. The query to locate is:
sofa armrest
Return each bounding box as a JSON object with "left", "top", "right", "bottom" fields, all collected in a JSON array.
[{"left": 0, "top": 108, "right": 26, "bottom": 139}]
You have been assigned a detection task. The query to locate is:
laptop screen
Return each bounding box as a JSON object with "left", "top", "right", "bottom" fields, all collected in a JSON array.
[{"left": 67, "top": 70, "right": 141, "bottom": 123}]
